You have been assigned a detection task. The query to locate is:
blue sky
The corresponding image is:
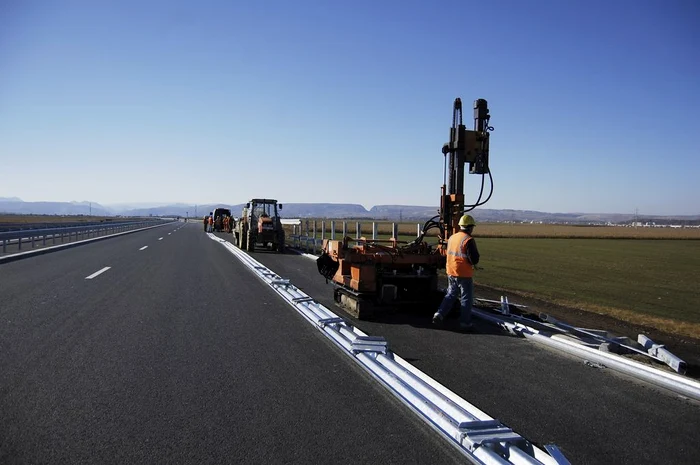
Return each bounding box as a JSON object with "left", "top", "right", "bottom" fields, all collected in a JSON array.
[{"left": 1, "top": 0, "right": 698, "bottom": 215}]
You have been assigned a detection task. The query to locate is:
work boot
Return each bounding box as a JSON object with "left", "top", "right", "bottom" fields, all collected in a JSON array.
[{"left": 432, "top": 313, "right": 444, "bottom": 326}]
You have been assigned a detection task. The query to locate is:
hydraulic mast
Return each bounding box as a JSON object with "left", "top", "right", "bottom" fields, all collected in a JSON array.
[{"left": 440, "top": 98, "right": 492, "bottom": 242}]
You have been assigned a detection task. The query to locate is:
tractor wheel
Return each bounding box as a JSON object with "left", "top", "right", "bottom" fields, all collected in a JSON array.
[
  {"left": 277, "top": 233, "right": 285, "bottom": 253},
  {"left": 246, "top": 231, "right": 255, "bottom": 252},
  {"left": 239, "top": 226, "right": 247, "bottom": 249}
]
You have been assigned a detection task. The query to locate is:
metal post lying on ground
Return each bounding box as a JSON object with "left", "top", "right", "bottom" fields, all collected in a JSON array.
[
  {"left": 638, "top": 334, "right": 687, "bottom": 374},
  {"left": 540, "top": 314, "right": 682, "bottom": 371},
  {"left": 473, "top": 308, "right": 700, "bottom": 400}
]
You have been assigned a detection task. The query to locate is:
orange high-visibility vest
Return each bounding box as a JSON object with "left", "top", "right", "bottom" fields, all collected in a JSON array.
[
  {"left": 208, "top": 216, "right": 213, "bottom": 225},
  {"left": 445, "top": 231, "right": 474, "bottom": 278}
]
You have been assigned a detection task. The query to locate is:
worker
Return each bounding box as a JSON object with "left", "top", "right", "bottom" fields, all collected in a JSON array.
[
  {"left": 433, "top": 214, "right": 480, "bottom": 332},
  {"left": 208, "top": 214, "right": 214, "bottom": 232},
  {"left": 223, "top": 215, "right": 229, "bottom": 233},
  {"left": 203, "top": 216, "right": 207, "bottom": 232}
]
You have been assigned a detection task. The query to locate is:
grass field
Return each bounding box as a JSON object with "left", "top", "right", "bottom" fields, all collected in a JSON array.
[
  {"left": 290, "top": 221, "right": 700, "bottom": 337},
  {"left": 475, "top": 238, "right": 700, "bottom": 336}
]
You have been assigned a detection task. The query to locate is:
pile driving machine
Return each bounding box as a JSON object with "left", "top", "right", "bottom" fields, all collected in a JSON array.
[{"left": 317, "top": 97, "right": 493, "bottom": 318}]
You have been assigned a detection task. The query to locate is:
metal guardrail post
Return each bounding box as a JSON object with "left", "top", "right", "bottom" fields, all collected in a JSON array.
[
  {"left": 342, "top": 221, "right": 347, "bottom": 238},
  {"left": 330, "top": 220, "right": 336, "bottom": 240},
  {"left": 321, "top": 221, "right": 325, "bottom": 245},
  {"left": 372, "top": 222, "right": 377, "bottom": 240},
  {"left": 356, "top": 222, "right": 361, "bottom": 240},
  {"left": 392, "top": 223, "right": 398, "bottom": 240},
  {"left": 417, "top": 223, "right": 421, "bottom": 237},
  {"left": 2, "top": 239, "right": 5, "bottom": 253}
]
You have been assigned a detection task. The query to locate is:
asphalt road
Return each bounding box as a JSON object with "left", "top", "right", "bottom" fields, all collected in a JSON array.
[
  {"left": 0, "top": 223, "right": 466, "bottom": 464},
  {"left": 232, "top": 233, "right": 700, "bottom": 465},
  {"left": 0, "top": 222, "right": 169, "bottom": 257}
]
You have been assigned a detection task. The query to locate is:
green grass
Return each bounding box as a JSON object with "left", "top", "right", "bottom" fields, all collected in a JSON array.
[{"left": 475, "top": 238, "right": 700, "bottom": 326}]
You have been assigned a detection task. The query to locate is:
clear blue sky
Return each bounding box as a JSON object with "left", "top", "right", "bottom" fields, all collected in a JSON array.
[{"left": 1, "top": 0, "right": 698, "bottom": 215}]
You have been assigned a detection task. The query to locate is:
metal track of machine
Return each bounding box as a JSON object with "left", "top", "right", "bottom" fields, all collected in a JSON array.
[{"left": 317, "top": 97, "right": 494, "bottom": 318}]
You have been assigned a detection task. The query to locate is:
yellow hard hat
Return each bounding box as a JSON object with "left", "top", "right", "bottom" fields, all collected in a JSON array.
[{"left": 458, "top": 214, "right": 476, "bottom": 227}]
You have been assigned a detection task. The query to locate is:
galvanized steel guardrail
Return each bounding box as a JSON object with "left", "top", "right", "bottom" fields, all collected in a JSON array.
[
  {"left": 0, "top": 220, "right": 166, "bottom": 253},
  {"left": 474, "top": 308, "right": 700, "bottom": 401},
  {"left": 288, "top": 219, "right": 424, "bottom": 254},
  {"left": 207, "top": 233, "right": 570, "bottom": 465}
]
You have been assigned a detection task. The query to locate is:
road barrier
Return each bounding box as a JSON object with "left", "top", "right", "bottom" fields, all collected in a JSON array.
[
  {"left": 0, "top": 220, "right": 165, "bottom": 254},
  {"left": 474, "top": 307, "right": 700, "bottom": 401},
  {"left": 288, "top": 220, "right": 423, "bottom": 254},
  {"left": 208, "top": 233, "right": 569, "bottom": 465}
]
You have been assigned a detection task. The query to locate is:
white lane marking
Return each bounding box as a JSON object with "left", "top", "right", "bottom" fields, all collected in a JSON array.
[
  {"left": 139, "top": 246, "right": 148, "bottom": 251},
  {"left": 158, "top": 237, "right": 163, "bottom": 241},
  {"left": 168, "top": 233, "right": 171, "bottom": 235},
  {"left": 85, "top": 267, "right": 111, "bottom": 280}
]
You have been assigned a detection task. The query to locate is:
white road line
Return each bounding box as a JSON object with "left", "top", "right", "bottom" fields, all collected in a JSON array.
[
  {"left": 168, "top": 233, "right": 171, "bottom": 235},
  {"left": 85, "top": 267, "right": 111, "bottom": 280},
  {"left": 158, "top": 237, "right": 163, "bottom": 241},
  {"left": 139, "top": 246, "right": 148, "bottom": 251}
]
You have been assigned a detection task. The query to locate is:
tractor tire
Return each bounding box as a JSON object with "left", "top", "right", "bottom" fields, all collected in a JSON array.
[
  {"left": 246, "top": 231, "right": 255, "bottom": 252},
  {"left": 277, "top": 233, "right": 285, "bottom": 253},
  {"left": 239, "top": 226, "right": 247, "bottom": 249}
]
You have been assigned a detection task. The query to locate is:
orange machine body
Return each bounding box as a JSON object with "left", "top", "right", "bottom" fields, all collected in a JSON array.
[{"left": 322, "top": 237, "right": 445, "bottom": 295}]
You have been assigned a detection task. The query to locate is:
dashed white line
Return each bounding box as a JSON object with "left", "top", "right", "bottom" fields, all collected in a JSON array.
[
  {"left": 158, "top": 237, "right": 163, "bottom": 241},
  {"left": 168, "top": 233, "right": 171, "bottom": 235},
  {"left": 85, "top": 267, "right": 111, "bottom": 280},
  {"left": 139, "top": 246, "right": 148, "bottom": 251}
]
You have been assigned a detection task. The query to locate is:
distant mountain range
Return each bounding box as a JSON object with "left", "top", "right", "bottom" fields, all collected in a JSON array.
[{"left": 1, "top": 198, "right": 698, "bottom": 224}]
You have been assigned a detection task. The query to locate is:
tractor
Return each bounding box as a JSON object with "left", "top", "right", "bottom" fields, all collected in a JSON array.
[{"left": 236, "top": 199, "right": 285, "bottom": 253}]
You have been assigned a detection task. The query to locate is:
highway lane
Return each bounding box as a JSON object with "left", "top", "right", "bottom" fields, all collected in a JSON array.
[
  {"left": 0, "top": 222, "right": 176, "bottom": 257},
  {"left": 0, "top": 223, "right": 465, "bottom": 464},
  {"left": 234, "top": 235, "right": 700, "bottom": 465}
]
